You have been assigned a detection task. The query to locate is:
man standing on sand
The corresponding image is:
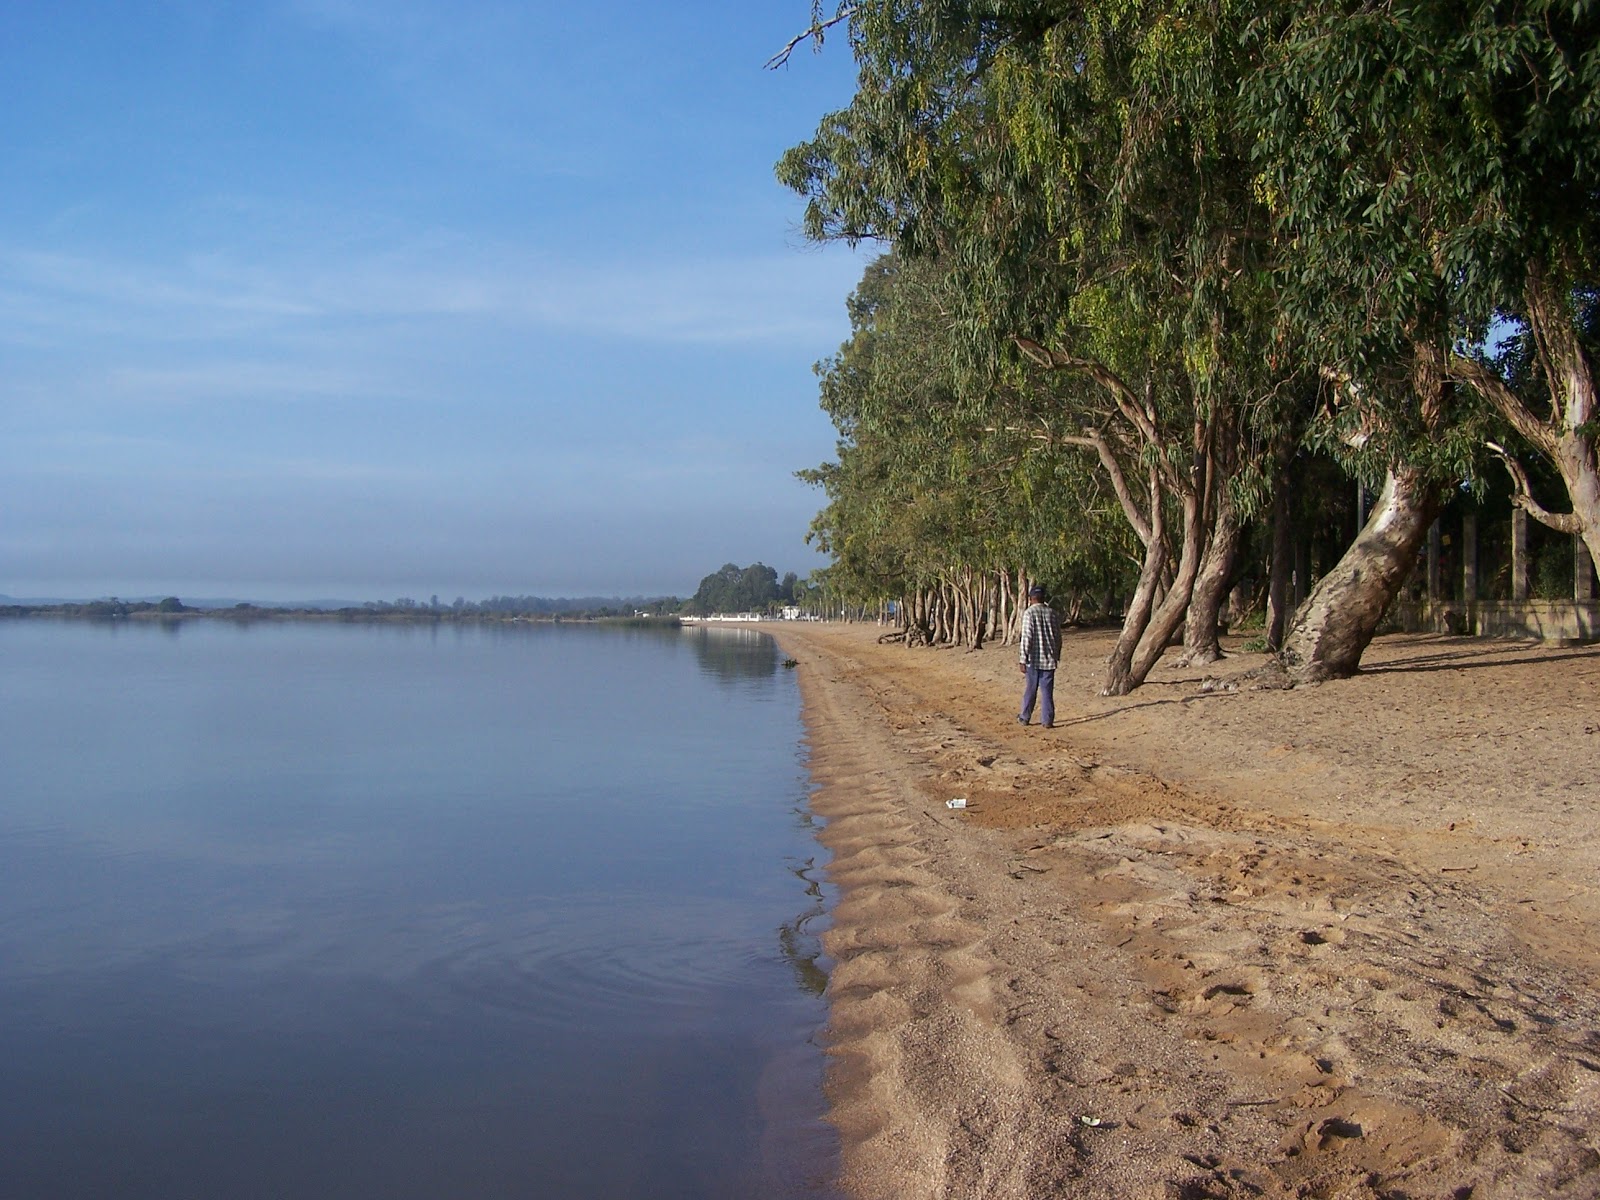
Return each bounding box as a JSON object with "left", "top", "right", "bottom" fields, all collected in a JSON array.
[{"left": 1017, "top": 584, "right": 1062, "bottom": 729}]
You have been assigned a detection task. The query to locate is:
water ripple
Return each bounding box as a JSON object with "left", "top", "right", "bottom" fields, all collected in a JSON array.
[{"left": 413, "top": 916, "right": 785, "bottom": 1035}]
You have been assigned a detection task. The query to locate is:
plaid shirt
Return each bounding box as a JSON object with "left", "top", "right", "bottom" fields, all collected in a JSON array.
[{"left": 1018, "top": 601, "right": 1062, "bottom": 670}]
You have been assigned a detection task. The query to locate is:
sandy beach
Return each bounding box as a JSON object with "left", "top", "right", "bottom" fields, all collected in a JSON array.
[{"left": 768, "top": 621, "right": 1600, "bottom": 1199}]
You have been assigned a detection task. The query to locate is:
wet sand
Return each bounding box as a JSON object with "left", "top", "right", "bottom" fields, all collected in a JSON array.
[{"left": 768, "top": 621, "right": 1600, "bottom": 1199}]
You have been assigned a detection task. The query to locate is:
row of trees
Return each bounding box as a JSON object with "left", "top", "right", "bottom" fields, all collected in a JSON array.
[
  {"left": 0, "top": 597, "right": 191, "bottom": 619},
  {"left": 430, "top": 595, "right": 683, "bottom": 617},
  {"left": 777, "top": 0, "right": 1598, "bottom": 693}
]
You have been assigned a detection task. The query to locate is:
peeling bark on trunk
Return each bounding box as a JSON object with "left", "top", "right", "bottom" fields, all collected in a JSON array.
[
  {"left": 1124, "top": 489, "right": 1207, "bottom": 688},
  {"left": 1279, "top": 466, "right": 1445, "bottom": 683},
  {"left": 1555, "top": 437, "right": 1600, "bottom": 570},
  {"left": 1104, "top": 471, "right": 1215, "bottom": 695},
  {"left": 1180, "top": 486, "right": 1241, "bottom": 666},
  {"left": 1102, "top": 532, "right": 1167, "bottom": 696}
]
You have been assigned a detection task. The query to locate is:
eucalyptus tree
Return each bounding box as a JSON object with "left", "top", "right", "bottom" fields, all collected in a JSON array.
[
  {"left": 800, "top": 252, "right": 1132, "bottom": 645},
  {"left": 684, "top": 563, "right": 784, "bottom": 615},
  {"left": 779, "top": 0, "right": 1295, "bottom": 692},
  {"left": 1443, "top": 2, "right": 1598, "bottom": 569},
  {"left": 1242, "top": 0, "right": 1599, "bottom": 678}
]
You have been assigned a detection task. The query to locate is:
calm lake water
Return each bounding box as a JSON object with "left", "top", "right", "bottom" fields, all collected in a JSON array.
[{"left": 0, "top": 618, "right": 840, "bottom": 1200}]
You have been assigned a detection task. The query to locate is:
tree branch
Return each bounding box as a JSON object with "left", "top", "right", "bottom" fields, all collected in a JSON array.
[
  {"left": 766, "top": 7, "right": 858, "bottom": 70},
  {"left": 1486, "top": 440, "right": 1583, "bottom": 533},
  {"left": 1524, "top": 260, "right": 1597, "bottom": 436},
  {"left": 1062, "top": 430, "right": 1154, "bottom": 546},
  {"left": 1451, "top": 354, "right": 1558, "bottom": 457},
  {"left": 982, "top": 411, "right": 1155, "bottom": 545},
  {"left": 1012, "top": 336, "right": 1162, "bottom": 450}
]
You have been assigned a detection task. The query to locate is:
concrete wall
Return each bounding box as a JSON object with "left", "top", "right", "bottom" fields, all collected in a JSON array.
[{"left": 1385, "top": 599, "right": 1600, "bottom": 644}]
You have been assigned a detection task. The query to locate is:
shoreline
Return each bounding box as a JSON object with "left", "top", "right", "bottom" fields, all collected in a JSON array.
[
  {"left": 0, "top": 607, "right": 681, "bottom": 627},
  {"left": 768, "top": 621, "right": 1600, "bottom": 1199}
]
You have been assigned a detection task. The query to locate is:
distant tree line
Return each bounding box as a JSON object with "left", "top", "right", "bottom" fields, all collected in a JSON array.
[
  {"left": 682, "top": 563, "right": 803, "bottom": 616},
  {"left": 0, "top": 597, "right": 191, "bottom": 619},
  {"left": 0, "top": 595, "right": 685, "bottom": 622},
  {"left": 4, "top": 577, "right": 850, "bottom": 623},
  {"left": 364, "top": 595, "right": 683, "bottom": 618}
]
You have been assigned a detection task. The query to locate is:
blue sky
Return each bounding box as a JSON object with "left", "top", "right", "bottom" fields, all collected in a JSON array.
[{"left": 0, "top": 2, "right": 866, "bottom": 602}]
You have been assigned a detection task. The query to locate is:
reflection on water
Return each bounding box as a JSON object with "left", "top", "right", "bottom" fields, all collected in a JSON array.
[
  {"left": 778, "top": 855, "right": 831, "bottom": 999},
  {"left": 683, "top": 624, "right": 781, "bottom": 682},
  {"left": 0, "top": 619, "right": 840, "bottom": 1200}
]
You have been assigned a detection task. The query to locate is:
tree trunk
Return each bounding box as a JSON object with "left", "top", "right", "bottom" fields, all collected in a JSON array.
[
  {"left": 1102, "top": 485, "right": 1170, "bottom": 695},
  {"left": 1555, "top": 435, "right": 1600, "bottom": 570},
  {"left": 1265, "top": 447, "right": 1293, "bottom": 652},
  {"left": 1224, "top": 580, "right": 1248, "bottom": 632},
  {"left": 1124, "top": 488, "right": 1208, "bottom": 688},
  {"left": 969, "top": 570, "right": 989, "bottom": 649},
  {"left": 1279, "top": 466, "right": 1446, "bottom": 683},
  {"left": 909, "top": 589, "right": 933, "bottom": 646},
  {"left": 1180, "top": 485, "right": 1241, "bottom": 666},
  {"left": 1106, "top": 401, "right": 1227, "bottom": 693},
  {"left": 993, "top": 571, "right": 1008, "bottom": 645},
  {"left": 1102, "top": 544, "right": 1165, "bottom": 694}
]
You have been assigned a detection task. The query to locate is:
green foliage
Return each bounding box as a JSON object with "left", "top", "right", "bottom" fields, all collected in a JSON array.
[
  {"left": 683, "top": 563, "right": 789, "bottom": 615},
  {"left": 1534, "top": 539, "right": 1577, "bottom": 600},
  {"left": 781, "top": 0, "right": 1305, "bottom": 617},
  {"left": 778, "top": 0, "right": 1599, "bottom": 617},
  {"left": 797, "top": 250, "right": 1139, "bottom": 606},
  {"left": 1241, "top": 0, "right": 1599, "bottom": 490}
]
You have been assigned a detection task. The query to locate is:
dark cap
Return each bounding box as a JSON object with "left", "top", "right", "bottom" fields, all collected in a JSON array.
[{"left": 1028, "top": 584, "right": 1046, "bottom": 598}]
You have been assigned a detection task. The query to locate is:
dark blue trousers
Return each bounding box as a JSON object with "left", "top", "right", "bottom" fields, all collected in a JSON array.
[{"left": 1019, "top": 665, "right": 1055, "bottom": 727}]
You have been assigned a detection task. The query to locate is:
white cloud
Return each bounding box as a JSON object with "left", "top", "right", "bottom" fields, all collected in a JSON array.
[{"left": 0, "top": 232, "right": 863, "bottom": 353}]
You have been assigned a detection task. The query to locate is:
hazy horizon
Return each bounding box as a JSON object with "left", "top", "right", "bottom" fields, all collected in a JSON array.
[
  {"left": 2, "top": 4, "right": 864, "bottom": 604},
  {"left": 0, "top": 572, "right": 794, "bottom": 608}
]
